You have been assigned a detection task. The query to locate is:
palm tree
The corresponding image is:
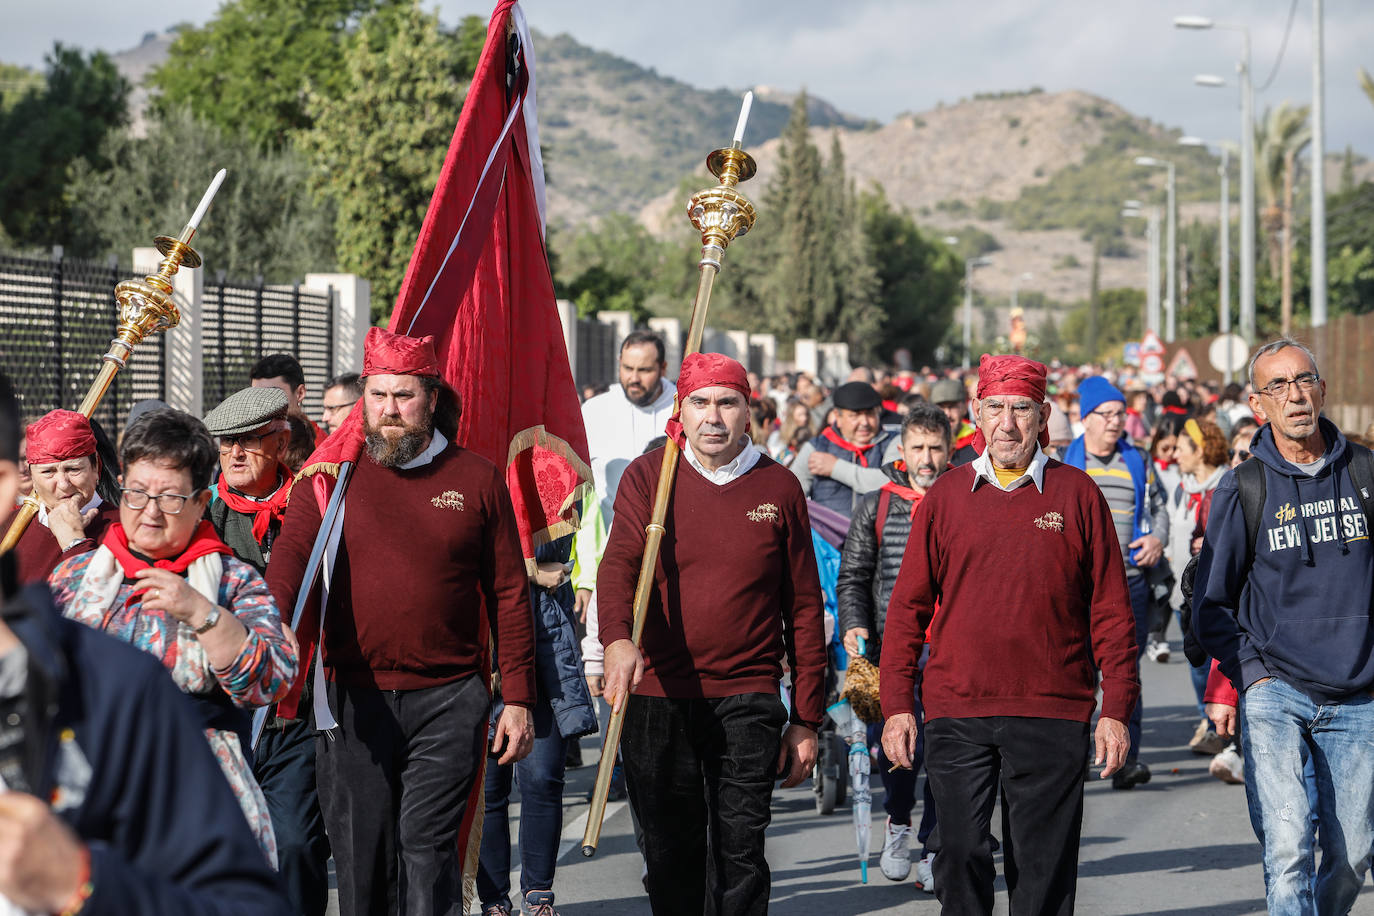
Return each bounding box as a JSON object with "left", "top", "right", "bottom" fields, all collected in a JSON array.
[{"left": 1255, "top": 102, "right": 1311, "bottom": 335}]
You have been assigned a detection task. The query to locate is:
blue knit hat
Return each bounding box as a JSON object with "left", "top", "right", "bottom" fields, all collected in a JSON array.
[{"left": 1077, "top": 376, "right": 1126, "bottom": 418}]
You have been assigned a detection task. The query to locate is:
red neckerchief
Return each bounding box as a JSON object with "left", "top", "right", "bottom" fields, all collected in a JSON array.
[
  {"left": 101, "top": 520, "right": 232, "bottom": 577},
  {"left": 1154, "top": 458, "right": 1174, "bottom": 473},
  {"left": 215, "top": 466, "right": 293, "bottom": 543},
  {"left": 1163, "top": 406, "right": 1188, "bottom": 416},
  {"left": 1186, "top": 490, "right": 1205, "bottom": 516},
  {"left": 1127, "top": 407, "right": 1142, "bottom": 418},
  {"left": 881, "top": 399, "right": 899, "bottom": 412},
  {"left": 881, "top": 461, "right": 926, "bottom": 521},
  {"left": 822, "top": 426, "right": 877, "bottom": 467}
]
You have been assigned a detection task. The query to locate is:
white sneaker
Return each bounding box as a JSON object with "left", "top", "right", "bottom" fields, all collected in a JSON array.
[
  {"left": 879, "top": 818, "right": 912, "bottom": 881},
  {"left": 1209, "top": 745, "right": 1244, "bottom": 784},
  {"left": 1145, "top": 639, "right": 1170, "bottom": 663},
  {"left": 915, "top": 852, "right": 935, "bottom": 894}
]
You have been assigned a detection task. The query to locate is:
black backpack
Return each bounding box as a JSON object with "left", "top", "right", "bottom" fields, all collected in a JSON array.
[{"left": 1179, "top": 445, "right": 1374, "bottom": 666}]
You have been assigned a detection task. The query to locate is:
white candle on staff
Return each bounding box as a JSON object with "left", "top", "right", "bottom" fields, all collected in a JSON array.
[
  {"left": 732, "top": 91, "right": 754, "bottom": 146},
  {"left": 187, "top": 169, "right": 227, "bottom": 231}
]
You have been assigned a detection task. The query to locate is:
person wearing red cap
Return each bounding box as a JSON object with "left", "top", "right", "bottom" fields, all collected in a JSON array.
[
  {"left": 14, "top": 410, "right": 118, "bottom": 586},
  {"left": 267, "top": 326, "right": 536, "bottom": 916},
  {"left": 880, "top": 353, "right": 1139, "bottom": 914},
  {"left": 599, "top": 351, "right": 826, "bottom": 916}
]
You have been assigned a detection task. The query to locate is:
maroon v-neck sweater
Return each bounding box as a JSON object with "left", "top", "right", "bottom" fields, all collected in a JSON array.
[
  {"left": 879, "top": 460, "right": 1140, "bottom": 725},
  {"left": 17, "top": 505, "right": 119, "bottom": 586},
  {"left": 597, "top": 449, "right": 827, "bottom": 730},
  {"left": 267, "top": 442, "right": 535, "bottom": 706}
]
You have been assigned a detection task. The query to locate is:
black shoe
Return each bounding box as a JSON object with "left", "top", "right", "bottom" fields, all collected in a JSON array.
[{"left": 1111, "top": 760, "right": 1152, "bottom": 790}]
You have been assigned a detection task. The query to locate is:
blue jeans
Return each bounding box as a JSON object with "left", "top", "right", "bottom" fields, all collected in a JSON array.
[
  {"left": 477, "top": 696, "right": 568, "bottom": 909},
  {"left": 1240, "top": 676, "right": 1374, "bottom": 916},
  {"left": 1126, "top": 573, "right": 1149, "bottom": 759}
]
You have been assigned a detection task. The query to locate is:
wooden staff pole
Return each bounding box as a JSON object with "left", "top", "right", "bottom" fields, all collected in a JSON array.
[{"left": 582, "top": 145, "right": 757, "bottom": 856}]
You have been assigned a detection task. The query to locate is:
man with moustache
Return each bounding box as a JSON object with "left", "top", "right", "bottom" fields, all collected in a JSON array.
[
  {"left": 267, "top": 327, "right": 535, "bottom": 916},
  {"left": 203, "top": 386, "right": 329, "bottom": 916},
  {"left": 837, "top": 404, "right": 952, "bottom": 889},
  {"left": 1195, "top": 338, "right": 1374, "bottom": 915},
  {"left": 790, "top": 381, "right": 901, "bottom": 519},
  {"left": 13, "top": 411, "right": 119, "bottom": 585},
  {"left": 600, "top": 352, "right": 826, "bottom": 916},
  {"left": 881, "top": 354, "right": 1138, "bottom": 915}
]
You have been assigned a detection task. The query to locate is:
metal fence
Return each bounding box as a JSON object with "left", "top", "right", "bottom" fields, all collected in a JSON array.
[
  {"left": 574, "top": 317, "right": 619, "bottom": 391},
  {"left": 0, "top": 251, "right": 163, "bottom": 435},
  {"left": 0, "top": 250, "right": 336, "bottom": 433}
]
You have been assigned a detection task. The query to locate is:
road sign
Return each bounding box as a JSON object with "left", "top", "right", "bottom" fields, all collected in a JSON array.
[
  {"left": 1208, "top": 334, "right": 1249, "bottom": 376},
  {"left": 1141, "top": 353, "right": 1165, "bottom": 379},
  {"left": 1141, "top": 330, "right": 1164, "bottom": 354},
  {"left": 1168, "top": 349, "right": 1198, "bottom": 380},
  {"left": 1123, "top": 342, "right": 1141, "bottom": 366}
]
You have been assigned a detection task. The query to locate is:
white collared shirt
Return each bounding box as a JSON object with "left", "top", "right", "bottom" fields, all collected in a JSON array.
[
  {"left": 970, "top": 443, "right": 1049, "bottom": 493},
  {"left": 399, "top": 430, "right": 449, "bottom": 470},
  {"left": 684, "top": 437, "right": 761, "bottom": 486},
  {"left": 36, "top": 492, "right": 102, "bottom": 528}
]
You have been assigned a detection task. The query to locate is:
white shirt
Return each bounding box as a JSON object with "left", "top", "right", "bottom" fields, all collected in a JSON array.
[
  {"left": 683, "top": 437, "right": 761, "bottom": 485},
  {"left": 36, "top": 493, "right": 102, "bottom": 528},
  {"left": 580, "top": 380, "right": 678, "bottom": 524},
  {"left": 970, "top": 443, "right": 1050, "bottom": 493},
  {"left": 399, "top": 430, "right": 448, "bottom": 470}
]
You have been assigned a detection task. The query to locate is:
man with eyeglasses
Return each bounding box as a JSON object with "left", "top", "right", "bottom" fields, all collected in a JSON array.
[
  {"left": 321, "top": 373, "right": 362, "bottom": 436},
  {"left": 204, "top": 386, "right": 329, "bottom": 916},
  {"left": 880, "top": 354, "right": 1138, "bottom": 914},
  {"left": 13, "top": 410, "right": 119, "bottom": 585},
  {"left": 1195, "top": 338, "right": 1374, "bottom": 915},
  {"left": 1062, "top": 375, "right": 1169, "bottom": 790}
]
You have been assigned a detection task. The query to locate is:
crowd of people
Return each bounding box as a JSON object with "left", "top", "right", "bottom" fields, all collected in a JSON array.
[{"left": 2, "top": 329, "right": 1373, "bottom": 915}]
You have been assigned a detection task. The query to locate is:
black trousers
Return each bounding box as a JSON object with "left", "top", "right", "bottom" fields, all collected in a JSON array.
[
  {"left": 255, "top": 716, "right": 331, "bottom": 916},
  {"left": 621, "top": 693, "right": 787, "bottom": 916},
  {"left": 925, "top": 716, "right": 1089, "bottom": 916},
  {"left": 317, "top": 675, "right": 490, "bottom": 916}
]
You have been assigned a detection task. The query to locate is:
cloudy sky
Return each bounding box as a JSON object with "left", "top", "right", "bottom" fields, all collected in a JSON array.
[{"left": 8, "top": 0, "right": 1374, "bottom": 156}]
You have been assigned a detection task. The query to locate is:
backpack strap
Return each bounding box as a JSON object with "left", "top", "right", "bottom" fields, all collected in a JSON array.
[
  {"left": 1346, "top": 444, "right": 1374, "bottom": 527},
  {"left": 1233, "top": 457, "right": 1266, "bottom": 569},
  {"left": 875, "top": 488, "right": 893, "bottom": 549}
]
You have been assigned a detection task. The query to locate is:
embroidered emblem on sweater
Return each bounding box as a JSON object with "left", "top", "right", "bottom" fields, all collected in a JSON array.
[
  {"left": 747, "top": 503, "right": 779, "bottom": 523},
  {"left": 1033, "top": 511, "right": 1064, "bottom": 532},
  {"left": 431, "top": 490, "right": 465, "bottom": 511}
]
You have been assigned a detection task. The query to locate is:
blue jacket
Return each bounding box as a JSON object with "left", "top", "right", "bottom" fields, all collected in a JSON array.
[
  {"left": 493, "top": 535, "right": 597, "bottom": 740},
  {"left": 5, "top": 581, "right": 290, "bottom": 915},
  {"left": 1194, "top": 417, "right": 1374, "bottom": 702},
  {"left": 1062, "top": 435, "right": 1153, "bottom": 560}
]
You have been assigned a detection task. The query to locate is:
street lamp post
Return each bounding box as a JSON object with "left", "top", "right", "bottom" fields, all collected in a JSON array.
[
  {"left": 1177, "top": 15, "right": 1255, "bottom": 343},
  {"left": 1312, "top": 0, "right": 1327, "bottom": 326},
  {"left": 1179, "top": 136, "right": 1233, "bottom": 350},
  {"left": 1122, "top": 204, "right": 1161, "bottom": 335},
  {"left": 1134, "top": 156, "right": 1176, "bottom": 341},
  {"left": 946, "top": 236, "right": 991, "bottom": 370}
]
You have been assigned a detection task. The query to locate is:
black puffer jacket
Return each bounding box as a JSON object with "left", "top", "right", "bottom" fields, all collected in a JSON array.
[{"left": 837, "top": 462, "right": 920, "bottom": 664}]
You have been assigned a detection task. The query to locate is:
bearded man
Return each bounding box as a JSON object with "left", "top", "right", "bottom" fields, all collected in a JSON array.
[
  {"left": 14, "top": 410, "right": 118, "bottom": 585},
  {"left": 267, "top": 327, "right": 535, "bottom": 916},
  {"left": 600, "top": 352, "right": 826, "bottom": 916}
]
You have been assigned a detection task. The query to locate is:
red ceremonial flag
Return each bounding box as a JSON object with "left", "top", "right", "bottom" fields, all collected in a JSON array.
[{"left": 301, "top": 0, "right": 590, "bottom": 561}]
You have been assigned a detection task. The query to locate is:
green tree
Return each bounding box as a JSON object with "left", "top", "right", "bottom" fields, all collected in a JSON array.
[
  {"left": 149, "top": 0, "right": 391, "bottom": 150},
  {"left": 552, "top": 214, "right": 695, "bottom": 323},
  {"left": 67, "top": 108, "right": 336, "bottom": 283},
  {"left": 858, "top": 185, "right": 960, "bottom": 364},
  {"left": 821, "top": 134, "right": 883, "bottom": 360},
  {"left": 0, "top": 44, "right": 128, "bottom": 248},
  {"left": 0, "top": 63, "right": 43, "bottom": 112},
  {"left": 297, "top": 1, "right": 476, "bottom": 321},
  {"left": 1063, "top": 288, "right": 1145, "bottom": 360}
]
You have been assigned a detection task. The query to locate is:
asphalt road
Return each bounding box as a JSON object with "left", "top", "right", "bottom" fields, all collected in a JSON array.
[{"left": 320, "top": 651, "right": 1374, "bottom": 915}]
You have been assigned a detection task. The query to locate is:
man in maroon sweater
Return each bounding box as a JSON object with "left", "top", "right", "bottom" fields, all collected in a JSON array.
[
  {"left": 267, "top": 328, "right": 535, "bottom": 916},
  {"left": 600, "top": 352, "right": 826, "bottom": 916},
  {"left": 880, "top": 354, "right": 1138, "bottom": 916}
]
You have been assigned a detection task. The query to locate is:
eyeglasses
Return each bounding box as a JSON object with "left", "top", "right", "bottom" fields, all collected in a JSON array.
[
  {"left": 218, "top": 433, "right": 270, "bottom": 453},
  {"left": 980, "top": 400, "right": 1036, "bottom": 420},
  {"left": 1089, "top": 409, "right": 1127, "bottom": 423},
  {"left": 322, "top": 400, "right": 357, "bottom": 413},
  {"left": 1257, "top": 372, "right": 1319, "bottom": 400},
  {"left": 119, "top": 487, "right": 201, "bottom": 514}
]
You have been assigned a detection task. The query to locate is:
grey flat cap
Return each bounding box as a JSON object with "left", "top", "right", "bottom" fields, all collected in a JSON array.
[
  {"left": 203, "top": 387, "right": 289, "bottom": 436},
  {"left": 930, "top": 378, "right": 967, "bottom": 405}
]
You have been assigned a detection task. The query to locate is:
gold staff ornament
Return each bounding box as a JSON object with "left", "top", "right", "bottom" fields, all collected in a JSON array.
[
  {"left": 581, "top": 94, "right": 758, "bottom": 857},
  {"left": 0, "top": 169, "right": 227, "bottom": 555}
]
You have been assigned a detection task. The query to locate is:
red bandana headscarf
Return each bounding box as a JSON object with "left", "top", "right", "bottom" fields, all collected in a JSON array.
[
  {"left": 26, "top": 410, "right": 97, "bottom": 465},
  {"left": 664, "top": 353, "right": 751, "bottom": 448},
  {"left": 970, "top": 354, "right": 1050, "bottom": 455},
  {"left": 362, "top": 326, "right": 441, "bottom": 378}
]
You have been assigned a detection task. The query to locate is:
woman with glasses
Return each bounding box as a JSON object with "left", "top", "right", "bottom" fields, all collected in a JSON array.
[{"left": 46, "top": 408, "right": 298, "bottom": 864}]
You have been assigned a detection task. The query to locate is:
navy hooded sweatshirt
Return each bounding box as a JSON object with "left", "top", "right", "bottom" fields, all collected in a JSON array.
[{"left": 1194, "top": 417, "right": 1374, "bottom": 702}]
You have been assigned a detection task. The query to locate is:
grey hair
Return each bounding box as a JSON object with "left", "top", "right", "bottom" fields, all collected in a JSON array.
[{"left": 1247, "top": 338, "right": 1318, "bottom": 388}]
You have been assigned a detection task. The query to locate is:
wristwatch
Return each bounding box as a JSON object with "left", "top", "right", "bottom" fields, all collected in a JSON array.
[{"left": 193, "top": 606, "right": 222, "bottom": 634}]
